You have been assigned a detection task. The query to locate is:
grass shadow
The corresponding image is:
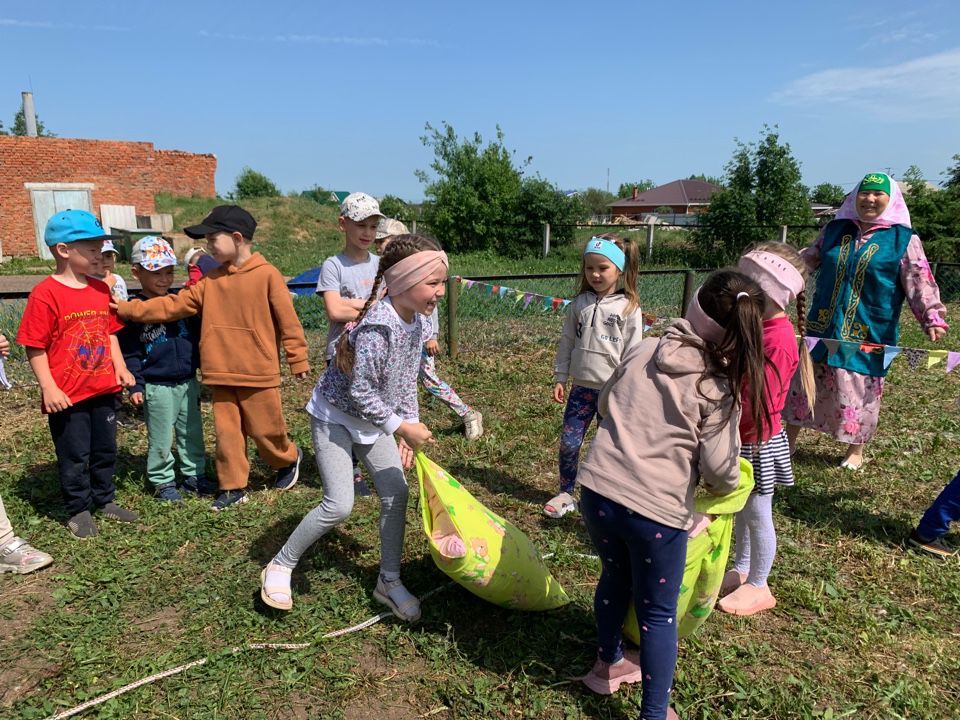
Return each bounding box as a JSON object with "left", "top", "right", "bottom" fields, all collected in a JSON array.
[
  {"left": 445, "top": 462, "right": 548, "bottom": 507},
  {"left": 777, "top": 481, "right": 914, "bottom": 547}
]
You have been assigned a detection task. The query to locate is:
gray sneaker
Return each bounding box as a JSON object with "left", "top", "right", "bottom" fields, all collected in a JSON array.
[
  {"left": 0, "top": 538, "right": 54, "bottom": 574},
  {"left": 67, "top": 511, "right": 98, "bottom": 539},
  {"left": 99, "top": 502, "right": 139, "bottom": 523},
  {"left": 463, "top": 409, "right": 484, "bottom": 440}
]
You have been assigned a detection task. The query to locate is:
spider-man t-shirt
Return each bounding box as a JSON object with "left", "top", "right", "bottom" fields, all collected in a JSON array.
[{"left": 16, "top": 276, "right": 123, "bottom": 412}]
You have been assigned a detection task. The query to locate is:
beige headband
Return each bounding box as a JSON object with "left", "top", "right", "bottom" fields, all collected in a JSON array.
[{"left": 384, "top": 250, "right": 449, "bottom": 296}]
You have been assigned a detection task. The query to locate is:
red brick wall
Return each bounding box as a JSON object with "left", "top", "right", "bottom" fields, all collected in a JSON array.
[{"left": 0, "top": 136, "right": 216, "bottom": 256}]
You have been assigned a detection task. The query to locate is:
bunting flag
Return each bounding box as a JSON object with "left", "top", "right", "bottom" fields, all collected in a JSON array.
[
  {"left": 804, "top": 337, "right": 819, "bottom": 353},
  {"left": 948, "top": 352, "right": 960, "bottom": 374},
  {"left": 820, "top": 338, "right": 840, "bottom": 358},
  {"left": 498, "top": 286, "right": 509, "bottom": 298},
  {"left": 903, "top": 348, "right": 927, "bottom": 370},
  {"left": 882, "top": 346, "right": 902, "bottom": 370},
  {"left": 927, "top": 350, "right": 948, "bottom": 369},
  {"left": 457, "top": 277, "right": 574, "bottom": 315},
  {"left": 523, "top": 293, "right": 535, "bottom": 309}
]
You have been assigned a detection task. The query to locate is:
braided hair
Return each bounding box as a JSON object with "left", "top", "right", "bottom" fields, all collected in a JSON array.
[{"left": 334, "top": 233, "right": 442, "bottom": 375}]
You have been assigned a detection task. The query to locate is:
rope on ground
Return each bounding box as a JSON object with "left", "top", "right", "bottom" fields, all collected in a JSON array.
[{"left": 44, "top": 579, "right": 462, "bottom": 720}]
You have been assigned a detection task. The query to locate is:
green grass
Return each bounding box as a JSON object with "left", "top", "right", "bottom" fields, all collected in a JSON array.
[{"left": 1, "top": 306, "right": 959, "bottom": 719}]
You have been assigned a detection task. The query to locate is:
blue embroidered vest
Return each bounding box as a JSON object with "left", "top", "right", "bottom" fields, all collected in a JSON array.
[{"left": 806, "top": 219, "right": 912, "bottom": 377}]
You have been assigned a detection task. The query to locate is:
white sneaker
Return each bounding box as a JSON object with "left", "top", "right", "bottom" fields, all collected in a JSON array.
[
  {"left": 463, "top": 409, "right": 484, "bottom": 440},
  {"left": 0, "top": 538, "right": 53, "bottom": 574}
]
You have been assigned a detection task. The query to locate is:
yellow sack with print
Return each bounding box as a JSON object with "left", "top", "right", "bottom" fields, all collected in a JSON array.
[
  {"left": 624, "top": 458, "right": 754, "bottom": 641},
  {"left": 415, "top": 453, "right": 569, "bottom": 611}
]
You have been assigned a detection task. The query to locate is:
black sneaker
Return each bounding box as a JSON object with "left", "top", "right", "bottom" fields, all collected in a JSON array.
[
  {"left": 211, "top": 490, "right": 248, "bottom": 511},
  {"left": 275, "top": 447, "right": 303, "bottom": 491},
  {"left": 67, "top": 511, "right": 98, "bottom": 539},
  {"left": 908, "top": 530, "right": 958, "bottom": 559},
  {"left": 155, "top": 482, "right": 183, "bottom": 503},
  {"left": 181, "top": 475, "right": 218, "bottom": 497},
  {"left": 99, "top": 503, "right": 140, "bottom": 523}
]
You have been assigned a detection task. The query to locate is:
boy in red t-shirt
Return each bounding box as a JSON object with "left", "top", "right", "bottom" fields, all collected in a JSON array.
[{"left": 16, "top": 210, "right": 139, "bottom": 539}]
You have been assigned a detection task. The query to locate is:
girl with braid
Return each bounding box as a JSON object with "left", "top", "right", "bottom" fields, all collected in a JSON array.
[
  {"left": 718, "top": 242, "right": 814, "bottom": 616},
  {"left": 260, "top": 235, "right": 447, "bottom": 621}
]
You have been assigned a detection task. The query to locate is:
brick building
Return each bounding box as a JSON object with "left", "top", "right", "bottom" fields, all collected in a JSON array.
[{"left": 0, "top": 136, "right": 216, "bottom": 257}]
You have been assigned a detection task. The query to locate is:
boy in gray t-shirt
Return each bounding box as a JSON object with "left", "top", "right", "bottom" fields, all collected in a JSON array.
[{"left": 317, "top": 252, "right": 380, "bottom": 360}]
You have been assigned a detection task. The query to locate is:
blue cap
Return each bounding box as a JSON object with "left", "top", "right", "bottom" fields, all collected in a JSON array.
[{"left": 44, "top": 210, "right": 121, "bottom": 247}]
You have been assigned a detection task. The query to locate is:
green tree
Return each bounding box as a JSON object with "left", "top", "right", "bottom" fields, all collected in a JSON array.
[
  {"left": 810, "top": 182, "right": 846, "bottom": 206},
  {"left": 941, "top": 154, "right": 960, "bottom": 190},
  {"left": 234, "top": 167, "right": 281, "bottom": 200},
  {"left": 8, "top": 108, "right": 56, "bottom": 136},
  {"left": 696, "top": 127, "right": 813, "bottom": 261},
  {"left": 579, "top": 187, "right": 617, "bottom": 217},
  {"left": 616, "top": 180, "right": 655, "bottom": 198},
  {"left": 300, "top": 185, "right": 331, "bottom": 203},
  {"left": 516, "top": 178, "right": 586, "bottom": 250},
  {"left": 378, "top": 194, "right": 412, "bottom": 221},
  {"left": 687, "top": 173, "right": 725, "bottom": 187}
]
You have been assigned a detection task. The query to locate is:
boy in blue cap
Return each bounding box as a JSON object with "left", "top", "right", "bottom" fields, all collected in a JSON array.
[
  {"left": 118, "top": 236, "right": 210, "bottom": 502},
  {"left": 16, "top": 210, "right": 138, "bottom": 539}
]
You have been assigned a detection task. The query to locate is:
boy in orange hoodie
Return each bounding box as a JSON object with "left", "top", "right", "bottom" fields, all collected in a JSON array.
[{"left": 116, "top": 206, "right": 310, "bottom": 510}]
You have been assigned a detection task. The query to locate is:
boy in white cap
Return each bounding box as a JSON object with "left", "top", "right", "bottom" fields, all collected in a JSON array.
[
  {"left": 118, "top": 236, "right": 209, "bottom": 502},
  {"left": 99, "top": 240, "right": 128, "bottom": 300},
  {"left": 318, "top": 192, "right": 385, "bottom": 495}
]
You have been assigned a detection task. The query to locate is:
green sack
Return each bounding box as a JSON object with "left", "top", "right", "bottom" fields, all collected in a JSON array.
[
  {"left": 624, "top": 457, "right": 754, "bottom": 640},
  {"left": 416, "top": 453, "right": 569, "bottom": 611}
]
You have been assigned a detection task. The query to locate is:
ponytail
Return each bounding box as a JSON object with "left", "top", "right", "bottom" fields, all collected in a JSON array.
[
  {"left": 794, "top": 289, "right": 816, "bottom": 414},
  {"left": 694, "top": 270, "right": 772, "bottom": 438},
  {"left": 334, "top": 233, "right": 442, "bottom": 375}
]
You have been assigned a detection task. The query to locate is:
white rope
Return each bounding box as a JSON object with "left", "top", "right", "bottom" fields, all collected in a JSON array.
[{"left": 44, "top": 581, "right": 461, "bottom": 720}]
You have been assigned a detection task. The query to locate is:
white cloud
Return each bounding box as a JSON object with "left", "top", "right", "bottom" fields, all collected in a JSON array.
[
  {"left": 771, "top": 49, "right": 960, "bottom": 119},
  {"left": 0, "top": 17, "right": 128, "bottom": 32},
  {"left": 859, "top": 22, "right": 937, "bottom": 49}
]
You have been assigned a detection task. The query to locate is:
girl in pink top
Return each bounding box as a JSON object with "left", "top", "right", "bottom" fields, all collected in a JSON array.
[{"left": 718, "top": 242, "right": 815, "bottom": 616}]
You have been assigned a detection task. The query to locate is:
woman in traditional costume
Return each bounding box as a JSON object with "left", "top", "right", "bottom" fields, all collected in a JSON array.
[{"left": 784, "top": 173, "right": 948, "bottom": 469}]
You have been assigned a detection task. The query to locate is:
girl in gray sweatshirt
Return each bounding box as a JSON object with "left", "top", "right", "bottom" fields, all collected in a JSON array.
[{"left": 576, "top": 269, "right": 771, "bottom": 720}]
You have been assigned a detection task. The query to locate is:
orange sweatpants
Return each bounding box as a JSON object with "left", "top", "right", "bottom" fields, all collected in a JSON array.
[{"left": 210, "top": 385, "right": 298, "bottom": 490}]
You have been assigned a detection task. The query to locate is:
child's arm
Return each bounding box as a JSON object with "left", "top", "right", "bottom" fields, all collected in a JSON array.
[
  {"left": 699, "top": 399, "right": 742, "bottom": 496},
  {"left": 268, "top": 270, "right": 310, "bottom": 378},
  {"left": 116, "top": 283, "right": 204, "bottom": 324},
  {"left": 622, "top": 305, "right": 645, "bottom": 352},
  {"left": 552, "top": 303, "right": 578, "bottom": 403},
  {"left": 117, "top": 322, "right": 146, "bottom": 404},
  {"left": 322, "top": 291, "right": 366, "bottom": 322},
  {"left": 109, "top": 335, "right": 135, "bottom": 390},
  {"left": 25, "top": 348, "right": 72, "bottom": 412},
  {"left": 424, "top": 306, "right": 440, "bottom": 356}
]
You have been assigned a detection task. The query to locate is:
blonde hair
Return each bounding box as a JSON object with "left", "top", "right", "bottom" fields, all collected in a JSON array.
[
  {"left": 746, "top": 241, "right": 815, "bottom": 415},
  {"left": 334, "top": 234, "right": 442, "bottom": 375},
  {"left": 576, "top": 233, "right": 640, "bottom": 314}
]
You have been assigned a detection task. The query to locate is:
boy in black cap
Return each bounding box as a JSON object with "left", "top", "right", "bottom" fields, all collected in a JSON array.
[{"left": 116, "top": 205, "right": 310, "bottom": 510}]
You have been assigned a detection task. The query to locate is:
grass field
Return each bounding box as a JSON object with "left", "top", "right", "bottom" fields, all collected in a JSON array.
[{"left": 1, "top": 292, "right": 959, "bottom": 719}]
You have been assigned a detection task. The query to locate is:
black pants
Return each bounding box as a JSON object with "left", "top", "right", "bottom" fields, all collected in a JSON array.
[{"left": 48, "top": 393, "right": 118, "bottom": 516}]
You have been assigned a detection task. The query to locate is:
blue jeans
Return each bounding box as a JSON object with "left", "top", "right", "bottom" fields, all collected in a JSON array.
[
  {"left": 558, "top": 385, "right": 599, "bottom": 493},
  {"left": 581, "top": 486, "right": 687, "bottom": 720},
  {"left": 917, "top": 469, "right": 960, "bottom": 540}
]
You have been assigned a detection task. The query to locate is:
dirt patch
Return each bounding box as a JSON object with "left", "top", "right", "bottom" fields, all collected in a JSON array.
[
  {"left": 0, "top": 577, "right": 60, "bottom": 707},
  {"left": 342, "top": 639, "right": 436, "bottom": 720},
  {"left": 132, "top": 605, "right": 183, "bottom": 636}
]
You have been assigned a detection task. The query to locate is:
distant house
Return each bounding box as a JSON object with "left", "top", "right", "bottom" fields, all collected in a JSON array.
[{"left": 608, "top": 179, "right": 722, "bottom": 220}]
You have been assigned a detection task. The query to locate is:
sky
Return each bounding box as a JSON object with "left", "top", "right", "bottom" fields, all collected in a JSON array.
[{"left": 2, "top": 1, "right": 959, "bottom": 200}]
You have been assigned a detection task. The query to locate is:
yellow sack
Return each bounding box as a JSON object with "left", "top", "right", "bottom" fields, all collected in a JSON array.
[
  {"left": 415, "top": 452, "right": 569, "bottom": 611},
  {"left": 624, "top": 458, "right": 754, "bottom": 641}
]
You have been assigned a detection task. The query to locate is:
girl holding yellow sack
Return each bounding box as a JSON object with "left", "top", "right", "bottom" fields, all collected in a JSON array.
[
  {"left": 260, "top": 236, "right": 446, "bottom": 622},
  {"left": 575, "top": 270, "right": 771, "bottom": 720}
]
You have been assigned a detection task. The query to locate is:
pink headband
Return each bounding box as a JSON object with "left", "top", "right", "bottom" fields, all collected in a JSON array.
[
  {"left": 737, "top": 251, "right": 804, "bottom": 310},
  {"left": 685, "top": 287, "right": 725, "bottom": 344},
  {"left": 384, "top": 250, "right": 449, "bottom": 296}
]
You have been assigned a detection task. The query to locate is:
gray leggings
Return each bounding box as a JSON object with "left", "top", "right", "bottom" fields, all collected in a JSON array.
[{"left": 273, "top": 419, "right": 408, "bottom": 575}]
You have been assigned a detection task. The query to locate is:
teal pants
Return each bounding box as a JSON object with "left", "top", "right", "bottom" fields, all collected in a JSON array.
[{"left": 144, "top": 378, "right": 206, "bottom": 487}]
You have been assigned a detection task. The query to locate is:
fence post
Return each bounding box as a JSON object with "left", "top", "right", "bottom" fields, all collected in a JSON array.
[
  {"left": 646, "top": 222, "right": 655, "bottom": 263},
  {"left": 411, "top": 220, "right": 417, "bottom": 234},
  {"left": 446, "top": 275, "right": 459, "bottom": 359},
  {"left": 543, "top": 223, "right": 551, "bottom": 257},
  {"left": 931, "top": 261, "right": 939, "bottom": 280},
  {"left": 681, "top": 269, "right": 695, "bottom": 316},
  {"left": 779, "top": 225, "right": 788, "bottom": 243}
]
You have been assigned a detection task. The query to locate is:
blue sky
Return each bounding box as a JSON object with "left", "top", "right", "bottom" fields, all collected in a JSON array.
[{"left": 2, "top": 1, "right": 959, "bottom": 199}]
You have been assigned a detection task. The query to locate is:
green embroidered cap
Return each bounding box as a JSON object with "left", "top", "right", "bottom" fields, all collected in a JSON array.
[{"left": 859, "top": 172, "right": 891, "bottom": 195}]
